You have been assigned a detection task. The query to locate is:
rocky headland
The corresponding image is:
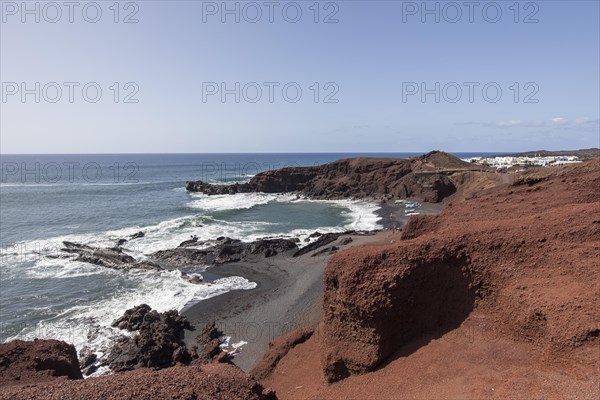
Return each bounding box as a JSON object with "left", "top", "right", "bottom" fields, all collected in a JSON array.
[{"left": 186, "top": 151, "right": 491, "bottom": 203}]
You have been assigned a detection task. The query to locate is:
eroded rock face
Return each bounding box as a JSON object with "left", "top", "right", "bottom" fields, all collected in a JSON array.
[
  {"left": 194, "top": 321, "right": 227, "bottom": 364},
  {"left": 0, "top": 339, "right": 83, "bottom": 386},
  {"left": 321, "top": 247, "right": 476, "bottom": 382},
  {"left": 187, "top": 152, "right": 477, "bottom": 202},
  {"left": 319, "top": 159, "right": 600, "bottom": 382},
  {"left": 251, "top": 328, "right": 314, "bottom": 381},
  {"left": 107, "top": 305, "right": 195, "bottom": 372}
]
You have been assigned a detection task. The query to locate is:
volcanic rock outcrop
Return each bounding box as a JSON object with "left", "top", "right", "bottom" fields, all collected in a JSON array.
[
  {"left": 187, "top": 151, "right": 482, "bottom": 202},
  {"left": 56, "top": 236, "right": 300, "bottom": 272},
  {"left": 106, "top": 305, "right": 195, "bottom": 372},
  {"left": 1, "top": 310, "right": 277, "bottom": 399},
  {"left": 319, "top": 159, "right": 600, "bottom": 382},
  {"left": 0, "top": 339, "right": 83, "bottom": 386},
  {"left": 60, "top": 241, "right": 161, "bottom": 271},
  {"left": 152, "top": 237, "right": 299, "bottom": 267}
]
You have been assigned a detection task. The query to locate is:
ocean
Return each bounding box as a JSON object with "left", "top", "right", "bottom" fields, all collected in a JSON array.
[{"left": 0, "top": 152, "right": 492, "bottom": 370}]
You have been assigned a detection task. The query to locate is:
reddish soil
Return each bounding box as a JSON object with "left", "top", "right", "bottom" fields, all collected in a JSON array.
[
  {"left": 263, "top": 159, "right": 600, "bottom": 399},
  {"left": 0, "top": 363, "right": 274, "bottom": 400}
]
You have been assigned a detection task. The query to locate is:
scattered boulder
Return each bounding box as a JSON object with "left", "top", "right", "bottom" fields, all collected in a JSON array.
[{"left": 107, "top": 305, "right": 195, "bottom": 372}]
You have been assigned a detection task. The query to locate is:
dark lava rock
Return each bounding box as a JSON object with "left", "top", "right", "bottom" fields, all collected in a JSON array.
[
  {"left": 152, "top": 237, "right": 298, "bottom": 268},
  {"left": 293, "top": 232, "right": 354, "bottom": 257},
  {"left": 178, "top": 235, "right": 199, "bottom": 248},
  {"left": 185, "top": 180, "right": 254, "bottom": 195},
  {"left": 111, "top": 304, "right": 153, "bottom": 331},
  {"left": 79, "top": 352, "right": 97, "bottom": 370},
  {"left": 61, "top": 241, "right": 161, "bottom": 271},
  {"left": 107, "top": 305, "right": 195, "bottom": 372},
  {"left": 129, "top": 231, "right": 145, "bottom": 239}
]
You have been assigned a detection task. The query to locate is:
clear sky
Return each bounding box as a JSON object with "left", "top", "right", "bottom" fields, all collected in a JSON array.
[{"left": 1, "top": 0, "right": 599, "bottom": 153}]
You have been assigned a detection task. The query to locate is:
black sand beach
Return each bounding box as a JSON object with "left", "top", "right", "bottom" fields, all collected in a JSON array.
[{"left": 182, "top": 200, "right": 444, "bottom": 371}]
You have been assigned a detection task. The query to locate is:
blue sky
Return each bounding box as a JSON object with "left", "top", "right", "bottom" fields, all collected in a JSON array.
[{"left": 1, "top": 0, "right": 599, "bottom": 153}]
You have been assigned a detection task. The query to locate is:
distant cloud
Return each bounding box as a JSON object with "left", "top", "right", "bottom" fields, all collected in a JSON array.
[{"left": 457, "top": 117, "right": 599, "bottom": 130}]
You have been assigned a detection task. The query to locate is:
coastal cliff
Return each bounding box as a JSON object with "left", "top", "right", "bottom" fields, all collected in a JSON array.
[
  {"left": 186, "top": 151, "right": 485, "bottom": 203},
  {"left": 258, "top": 159, "right": 600, "bottom": 398}
]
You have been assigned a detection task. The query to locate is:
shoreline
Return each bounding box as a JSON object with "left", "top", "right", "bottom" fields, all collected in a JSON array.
[{"left": 182, "top": 199, "right": 444, "bottom": 371}]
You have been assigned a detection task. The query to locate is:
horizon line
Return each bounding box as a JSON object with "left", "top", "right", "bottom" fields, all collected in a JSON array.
[{"left": 1, "top": 149, "right": 597, "bottom": 156}]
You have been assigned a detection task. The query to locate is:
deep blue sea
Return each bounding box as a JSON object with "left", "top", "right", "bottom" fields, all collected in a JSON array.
[{"left": 0, "top": 152, "right": 493, "bottom": 372}]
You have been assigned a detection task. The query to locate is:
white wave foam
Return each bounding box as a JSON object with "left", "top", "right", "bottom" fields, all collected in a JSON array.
[
  {"left": 187, "top": 192, "right": 288, "bottom": 212},
  {"left": 288, "top": 198, "right": 382, "bottom": 232},
  {"left": 337, "top": 200, "right": 383, "bottom": 231},
  {"left": 1, "top": 195, "right": 381, "bottom": 273},
  {"left": 7, "top": 269, "right": 256, "bottom": 375},
  {"left": 206, "top": 174, "right": 255, "bottom": 185},
  {"left": 26, "top": 258, "right": 110, "bottom": 279}
]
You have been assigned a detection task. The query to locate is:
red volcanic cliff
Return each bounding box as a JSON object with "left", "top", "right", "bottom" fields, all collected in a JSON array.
[
  {"left": 321, "top": 159, "right": 600, "bottom": 380},
  {"left": 262, "top": 159, "right": 600, "bottom": 399}
]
